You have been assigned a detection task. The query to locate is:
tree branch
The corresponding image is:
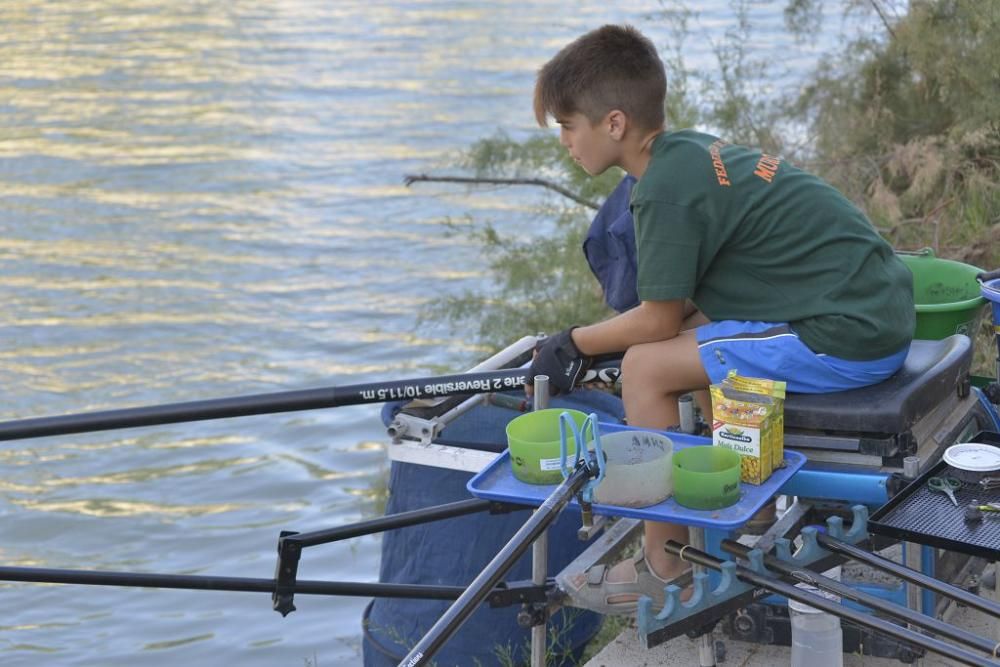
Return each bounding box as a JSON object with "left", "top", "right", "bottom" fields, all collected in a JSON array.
[
  {"left": 868, "top": 0, "right": 897, "bottom": 40},
  {"left": 403, "top": 173, "right": 600, "bottom": 210}
]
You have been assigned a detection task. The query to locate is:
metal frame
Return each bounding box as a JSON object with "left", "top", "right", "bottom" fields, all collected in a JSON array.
[
  {"left": 0, "top": 497, "right": 550, "bottom": 609},
  {"left": 667, "top": 522, "right": 1000, "bottom": 667}
]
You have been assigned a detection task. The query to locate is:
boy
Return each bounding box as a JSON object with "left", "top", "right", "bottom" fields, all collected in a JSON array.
[{"left": 529, "top": 25, "right": 914, "bottom": 614}]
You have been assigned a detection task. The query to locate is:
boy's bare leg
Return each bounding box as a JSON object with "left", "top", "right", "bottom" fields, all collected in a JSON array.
[
  {"left": 691, "top": 389, "right": 712, "bottom": 426},
  {"left": 601, "top": 329, "right": 711, "bottom": 595},
  {"left": 681, "top": 305, "right": 712, "bottom": 434}
]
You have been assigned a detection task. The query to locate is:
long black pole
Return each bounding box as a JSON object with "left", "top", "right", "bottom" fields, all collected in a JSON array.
[
  {"left": 398, "top": 464, "right": 594, "bottom": 667},
  {"left": 666, "top": 541, "right": 1000, "bottom": 667},
  {"left": 0, "top": 369, "right": 527, "bottom": 442},
  {"left": 291, "top": 498, "right": 497, "bottom": 548},
  {"left": 0, "top": 566, "right": 466, "bottom": 600},
  {"left": 721, "top": 540, "right": 1000, "bottom": 656},
  {"left": 817, "top": 533, "right": 1000, "bottom": 619}
]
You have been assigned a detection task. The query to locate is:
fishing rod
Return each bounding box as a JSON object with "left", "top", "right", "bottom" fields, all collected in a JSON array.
[
  {"left": 666, "top": 541, "right": 1000, "bottom": 667},
  {"left": 816, "top": 532, "right": 1000, "bottom": 619},
  {"left": 0, "top": 355, "right": 624, "bottom": 444},
  {"left": 721, "top": 539, "right": 1000, "bottom": 656},
  {"left": 0, "top": 368, "right": 529, "bottom": 442},
  {"left": 0, "top": 566, "right": 468, "bottom": 600}
]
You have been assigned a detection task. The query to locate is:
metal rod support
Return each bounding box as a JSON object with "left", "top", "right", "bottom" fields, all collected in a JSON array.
[
  {"left": 287, "top": 498, "right": 498, "bottom": 548},
  {"left": 399, "top": 464, "right": 594, "bottom": 667},
  {"left": 689, "top": 527, "right": 716, "bottom": 667},
  {"left": 530, "top": 369, "right": 550, "bottom": 667},
  {"left": 818, "top": 533, "right": 1000, "bottom": 619},
  {"left": 679, "top": 394, "right": 696, "bottom": 434},
  {"left": 533, "top": 375, "right": 549, "bottom": 410},
  {"left": 666, "top": 541, "right": 1000, "bottom": 667},
  {"left": 530, "top": 529, "right": 549, "bottom": 667}
]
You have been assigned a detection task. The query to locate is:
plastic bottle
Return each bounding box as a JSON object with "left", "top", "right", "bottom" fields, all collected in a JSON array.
[{"left": 789, "top": 566, "right": 843, "bottom": 667}]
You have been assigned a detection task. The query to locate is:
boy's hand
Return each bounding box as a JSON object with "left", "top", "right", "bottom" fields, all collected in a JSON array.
[{"left": 529, "top": 327, "right": 592, "bottom": 395}]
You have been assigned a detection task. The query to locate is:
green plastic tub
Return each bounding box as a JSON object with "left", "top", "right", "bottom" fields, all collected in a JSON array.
[
  {"left": 898, "top": 250, "right": 987, "bottom": 340},
  {"left": 506, "top": 408, "right": 589, "bottom": 484},
  {"left": 672, "top": 445, "right": 741, "bottom": 510}
]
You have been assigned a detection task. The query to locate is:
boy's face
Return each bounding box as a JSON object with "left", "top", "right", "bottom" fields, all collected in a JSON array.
[{"left": 556, "top": 112, "right": 618, "bottom": 176}]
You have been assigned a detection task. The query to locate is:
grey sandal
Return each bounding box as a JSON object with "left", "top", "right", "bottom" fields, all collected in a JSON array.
[{"left": 558, "top": 549, "right": 693, "bottom": 615}]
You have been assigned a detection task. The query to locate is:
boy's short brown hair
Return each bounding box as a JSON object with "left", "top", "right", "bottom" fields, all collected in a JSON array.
[{"left": 534, "top": 25, "right": 666, "bottom": 131}]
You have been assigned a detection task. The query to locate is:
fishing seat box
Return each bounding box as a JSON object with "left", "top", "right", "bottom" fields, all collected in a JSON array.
[{"left": 782, "top": 335, "right": 987, "bottom": 464}]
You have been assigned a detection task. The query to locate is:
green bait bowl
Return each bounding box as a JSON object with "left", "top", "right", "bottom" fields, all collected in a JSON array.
[
  {"left": 506, "top": 408, "right": 589, "bottom": 485},
  {"left": 672, "top": 445, "right": 742, "bottom": 510}
]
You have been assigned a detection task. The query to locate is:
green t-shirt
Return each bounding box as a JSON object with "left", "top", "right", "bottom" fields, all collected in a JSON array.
[{"left": 631, "top": 130, "right": 914, "bottom": 360}]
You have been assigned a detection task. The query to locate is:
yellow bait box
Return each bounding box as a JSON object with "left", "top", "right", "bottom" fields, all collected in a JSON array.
[{"left": 709, "top": 372, "right": 786, "bottom": 485}]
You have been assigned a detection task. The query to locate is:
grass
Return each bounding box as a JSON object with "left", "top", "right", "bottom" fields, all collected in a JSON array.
[{"left": 577, "top": 614, "right": 635, "bottom": 664}]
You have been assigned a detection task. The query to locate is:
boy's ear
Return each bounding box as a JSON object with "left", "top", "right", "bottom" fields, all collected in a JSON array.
[{"left": 605, "top": 110, "right": 627, "bottom": 141}]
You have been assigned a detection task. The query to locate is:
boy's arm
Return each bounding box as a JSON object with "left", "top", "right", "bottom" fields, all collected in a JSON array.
[
  {"left": 528, "top": 299, "right": 685, "bottom": 395},
  {"left": 571, "top": 299, "right": 685, "bottom": 356}
]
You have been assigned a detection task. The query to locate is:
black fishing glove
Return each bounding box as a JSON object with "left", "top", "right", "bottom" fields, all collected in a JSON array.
[{"left": 529, "top": 327, "right": 592, "bottom": 395}]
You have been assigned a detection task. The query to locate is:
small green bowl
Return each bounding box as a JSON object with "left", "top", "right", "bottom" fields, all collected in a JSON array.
[
  {"left": 506, "top": 408, "right": 588, "bottom": 484},
  {"left": 673, "top": 446, "right": 741, "bottom": 509}
]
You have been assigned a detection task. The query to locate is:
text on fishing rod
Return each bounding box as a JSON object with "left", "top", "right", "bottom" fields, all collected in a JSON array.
[{"left": 360, "top": 374, "right": 528, "bottom": 401}]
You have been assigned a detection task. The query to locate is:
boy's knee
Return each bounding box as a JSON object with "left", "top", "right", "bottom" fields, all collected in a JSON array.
[
  {"left": 622, "top": 338, "right": 708, "bottom": 396},
  {"left": 621, "top": 346, "right": 654, "bottom": 386}
]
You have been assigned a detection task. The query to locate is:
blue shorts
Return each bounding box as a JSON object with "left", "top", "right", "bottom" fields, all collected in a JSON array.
[{"left": 695, "top": 321, "right": 909, "bottom": 394}]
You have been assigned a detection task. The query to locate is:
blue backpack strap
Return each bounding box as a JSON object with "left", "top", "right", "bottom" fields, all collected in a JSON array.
[{"left": 582, "top": 174, "right": 640, "bottom": 313}]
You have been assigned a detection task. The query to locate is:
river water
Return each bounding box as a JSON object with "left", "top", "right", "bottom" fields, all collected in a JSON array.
[{"left": 0, "top": 1, "right": 877, "bottom": 665}]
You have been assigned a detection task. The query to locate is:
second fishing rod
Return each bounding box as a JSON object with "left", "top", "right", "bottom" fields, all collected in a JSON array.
[
  {"left": 665, "top": 540, "right": 1000, "bottom": 667},
  {"left": 721, "top": 539, "right": 1000, "bottom": 657}
]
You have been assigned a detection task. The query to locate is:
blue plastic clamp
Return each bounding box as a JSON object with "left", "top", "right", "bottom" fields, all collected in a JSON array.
[{"left": 558, "top": 411, "right": 606, "bottom": 502}]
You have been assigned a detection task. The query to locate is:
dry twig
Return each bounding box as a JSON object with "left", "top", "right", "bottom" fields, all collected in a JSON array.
[{"left": 403, "top": 173, "right": 599, "bottom": 210}]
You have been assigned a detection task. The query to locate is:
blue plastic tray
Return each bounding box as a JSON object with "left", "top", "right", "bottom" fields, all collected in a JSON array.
[{"left": 466, "top": 423, "right": 806, "bottom": 530}]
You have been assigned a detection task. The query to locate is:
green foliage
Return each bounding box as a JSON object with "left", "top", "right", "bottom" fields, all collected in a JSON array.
[
  {"left": 798, "top": 0, "right": 1000, "bottom": 273},
  {"left": 424, "top": 133, "right": 618, "bottom": 352},
  {"left": 697, "top": 1, "right": 786, "bottom": 152},
  {"left": 782, "top": 0, "right": 823, "bottom": 35},
  {"left": 429, "top": 202, "right": 614, "bottom": 352},
  {"left": 653, "top": 2, "right": 704, "bottom": 131}
]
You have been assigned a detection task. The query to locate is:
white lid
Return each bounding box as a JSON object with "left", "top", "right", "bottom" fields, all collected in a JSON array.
[
  {"left": 788, "top": 584, "right": 841, "bottom": 614},
  {"left": 944, "top": 443, "right": 1000, "bottom": 472}
]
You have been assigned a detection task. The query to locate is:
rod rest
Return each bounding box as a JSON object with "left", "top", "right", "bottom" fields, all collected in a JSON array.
[{"left": 784, "top": 335, "right": 972, "bottom": 434}]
